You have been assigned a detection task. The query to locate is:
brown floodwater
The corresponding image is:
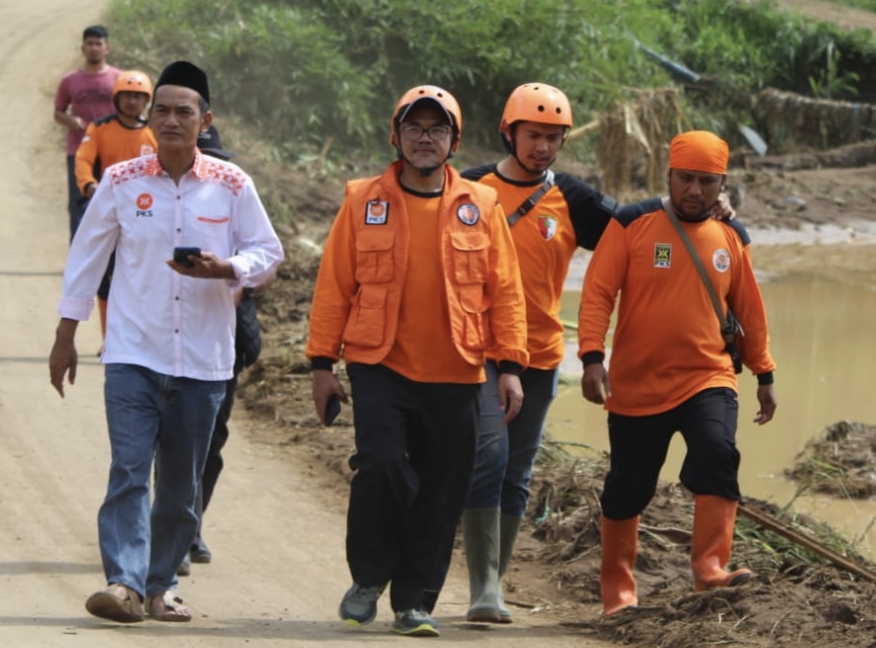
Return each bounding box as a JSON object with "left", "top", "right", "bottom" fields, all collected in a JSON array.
[{"left": 552, "top": 253, "right": 876, "bottom": 560}]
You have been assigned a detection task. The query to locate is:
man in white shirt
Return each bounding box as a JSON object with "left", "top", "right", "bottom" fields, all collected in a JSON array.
[{"left": 49, "top": 60, "right": 284, "bottom": 624}]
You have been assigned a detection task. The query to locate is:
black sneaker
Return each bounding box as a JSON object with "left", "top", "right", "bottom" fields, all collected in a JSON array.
[
  {"left": 190, "top": 546, "right": 212, "bottom": 564},
  {"left": 391, "top": 609, "right": 440, "bottom": 636},
  {"left": 338, "top": 583, "right": 385, "bottom": 626}
]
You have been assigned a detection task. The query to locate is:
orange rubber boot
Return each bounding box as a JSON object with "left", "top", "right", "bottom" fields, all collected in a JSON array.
[
  {"left": 691, "top": 495, "right": 754, "bottom": 591},
  {"left": 600, "top": 515, "right": 639, "bottom": 615}
]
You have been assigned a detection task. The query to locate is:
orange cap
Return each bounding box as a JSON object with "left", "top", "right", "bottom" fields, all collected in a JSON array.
[{"left": 669, "top": 130, "right": 729, "bottom": 174}]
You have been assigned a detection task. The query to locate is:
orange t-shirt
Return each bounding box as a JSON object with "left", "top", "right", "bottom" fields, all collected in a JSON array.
[
  {"left": 75, "top": 115, "right": 157, "bottom": 194},
  {"left": 382, "top": 192, "right": 482, "bottom": 383}
]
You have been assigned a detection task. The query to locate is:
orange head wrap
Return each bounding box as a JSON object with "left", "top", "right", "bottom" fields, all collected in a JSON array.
[{"left": 669, "top": 130, "right": 729, "bottom": 175}]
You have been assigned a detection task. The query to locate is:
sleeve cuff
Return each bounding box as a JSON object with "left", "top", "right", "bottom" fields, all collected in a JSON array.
[
  {"left": 497, "top": 360, "right": 523, "bottom": 376},
  {"left": 756, "top": 371, "right": 774, "bottom": 386},
  {"left": 581, "top": 351, "right": 605, "bottom": 368},
  {"left": 310, "top": 357, "right": 334, "bottom": 371}
]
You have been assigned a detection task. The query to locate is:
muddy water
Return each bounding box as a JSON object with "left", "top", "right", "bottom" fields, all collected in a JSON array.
[{"left": 551, "top": 255, "right": 876, "bottom": 560}]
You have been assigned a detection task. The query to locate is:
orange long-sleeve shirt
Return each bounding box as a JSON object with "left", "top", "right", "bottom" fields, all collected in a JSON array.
[
  {"left": 75, "top": 114, "right": 156, "bottom": 194},
  {"left": 306, "top": 161, "right": 528, "bottom": 383},
  {"left": 578, "top": 204, "right": 775, "bottom": 416},
  {"left": 462, "top": 164, "right": 616, "bottom": 369}
]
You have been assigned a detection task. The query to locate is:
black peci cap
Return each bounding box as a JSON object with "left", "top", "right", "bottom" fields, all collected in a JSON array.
[{"left": 154, "top": 60, "right": 210, "bottom": 104}]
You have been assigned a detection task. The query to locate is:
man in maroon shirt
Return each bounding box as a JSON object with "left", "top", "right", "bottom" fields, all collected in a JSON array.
[{"left": 53, "top": 25, "right": 120, "bottom": 240}]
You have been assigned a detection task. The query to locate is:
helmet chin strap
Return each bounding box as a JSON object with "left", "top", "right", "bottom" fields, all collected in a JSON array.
[
  {"left": 418, "top": 150, "right": 454, "bottom": 177},
  {"left": 505, "top": 129, "right": 552, "bottom": 177},
  {"left": 396, "top": 145, "right": 454, "bottom": 178}
]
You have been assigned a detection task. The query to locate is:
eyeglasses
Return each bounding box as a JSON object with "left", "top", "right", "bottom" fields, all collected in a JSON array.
[{"left": 399, "top": 123, "right": 453, "bottom": 141}]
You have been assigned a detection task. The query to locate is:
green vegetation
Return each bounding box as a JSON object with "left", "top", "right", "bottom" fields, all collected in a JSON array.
[{"left": 105, "top": 0, "right": 876, "bottom": 163}]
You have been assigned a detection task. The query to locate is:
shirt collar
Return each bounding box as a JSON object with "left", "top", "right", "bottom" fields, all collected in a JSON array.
[{"left": 146, "top": 150, "right": 210, "bottom": 180}]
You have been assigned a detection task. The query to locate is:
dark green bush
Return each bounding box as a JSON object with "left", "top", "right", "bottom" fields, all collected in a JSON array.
[{"left": 105, "top": 0, "right": 876, "bottom": 162}]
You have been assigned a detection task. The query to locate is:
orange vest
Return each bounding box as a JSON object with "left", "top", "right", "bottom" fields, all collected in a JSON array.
[{"left": 306, "top": 161, "right": 528, "bottom": 376}]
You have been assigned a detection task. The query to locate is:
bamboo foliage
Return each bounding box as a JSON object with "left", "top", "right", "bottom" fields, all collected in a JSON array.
[{"left": 595, "top": 88, "right": 684, "bottom": 200}]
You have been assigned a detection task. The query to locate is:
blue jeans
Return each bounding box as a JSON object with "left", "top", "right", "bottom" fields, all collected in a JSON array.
[
  {"left": 100, "top": 364, "right": 226, "bottom": 599},
  {"left": 466, "top": 361, "right": 558, "bottom": 515}
]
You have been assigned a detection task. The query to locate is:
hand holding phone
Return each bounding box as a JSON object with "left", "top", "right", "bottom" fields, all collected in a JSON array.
[
  {"left": 324, "top": 393, "right": 341, "bottom": 426},
  {"left": 173, "top": 246, "right": 202, "bottom": 268}
]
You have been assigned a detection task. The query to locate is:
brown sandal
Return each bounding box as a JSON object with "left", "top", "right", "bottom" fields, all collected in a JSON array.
[
  {"left": 85, "top": 583, "right": 145, "bottom": 623},
  {"left": 146, "top": 591, "right": 192, "bottom": 622}
]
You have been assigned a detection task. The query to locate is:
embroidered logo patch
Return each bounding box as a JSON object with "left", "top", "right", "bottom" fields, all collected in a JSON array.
[
  {"left": 136, "top": 193, "right": 153, "bottom": 210},
  {"left": 538, "top": 215, "right": 557, "bottom": 241},
  {"left": 713, "top": 248, "right": 731, "bottom": 272},
  {"left": 654, "top": 243, "right": 671, "bottom": 268},
  {"left": 365, "top": 200, "right": 388, "bottom": 225},
  {"left": 135, "top": 192, "right": 154, "bottom": 218},
  {"left": 457, "top": 203, "right": 480, "bottom": 226}
]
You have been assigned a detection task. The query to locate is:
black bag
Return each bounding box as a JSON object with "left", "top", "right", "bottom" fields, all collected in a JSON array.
[
  {"left": 722, "top": 311, "right": 744, "bottom": 375},
  {"left": 234, "top": 295, "right": 262, "bottom": 374}
]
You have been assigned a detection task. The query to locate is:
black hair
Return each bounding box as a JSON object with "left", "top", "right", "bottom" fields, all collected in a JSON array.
[{"left": 83, "top": 25, "right": 109, "bottom": 41}]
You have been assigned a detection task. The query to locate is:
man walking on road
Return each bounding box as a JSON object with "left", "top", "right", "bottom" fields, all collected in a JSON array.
[
  {"left": 49, "top": 60, "right": 284, "bottom": 624},
  {"left": 53, "top": 25, "right": 120, "bottom": 240},
  {"left": 306, "top": 85, "right": 528, "bottom": 637},
  {"left": 577, "top": 130, "right": 777, "bottom": 616}
]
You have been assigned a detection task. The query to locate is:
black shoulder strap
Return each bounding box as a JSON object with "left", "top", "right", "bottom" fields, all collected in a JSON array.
[
  {"left": 506, "top": 170, "right": 555, "bottom": 227},
  {"left": 661, "top": 197, "right": 729, "bottom": 332}
]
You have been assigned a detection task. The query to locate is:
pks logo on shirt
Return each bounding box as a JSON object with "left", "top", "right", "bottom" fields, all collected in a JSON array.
[
  {"left": 538, "top": 215, "right": 557, "bottom": 241},
  {"left": 365, "top": 200, "right": 388, "bottom": 225},
  {"left": 712, "top": 248, "right": 731, "bottom": 272},
  {"left": 654, "top": 243, "right": 671, "bottom": 268},
  {"left": 136, "top": 193, "right": 154, "bottom": 218},
  {"left": 457, "top": 203, "right": 480, "bottom": 226}
]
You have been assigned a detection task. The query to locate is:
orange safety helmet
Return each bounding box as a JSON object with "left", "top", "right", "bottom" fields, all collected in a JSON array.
[
  {"left": 500, "top": 82, "right": 573, "bottom": 131},
  {"left": 113, "top": 70, "right": 153, "bottom": 102},
  {"left": 391, "top": 85, "right": 462, "bottom": 152}
]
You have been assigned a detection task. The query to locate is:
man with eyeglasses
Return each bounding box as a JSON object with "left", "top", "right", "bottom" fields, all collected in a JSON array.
[{"left": 306, "top": 85, "right": 527, "bottom": 637}]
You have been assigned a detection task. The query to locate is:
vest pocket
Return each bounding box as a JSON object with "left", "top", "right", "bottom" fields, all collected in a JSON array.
[
  {"left": 342, "top": 284, "right": 388, "bottom": 348},
  {"left": 458, "top": 283, "right": 491, "bottom": 351},
  {"left": 449, "top": 230, "right": 489, "bottom": 282},
  {"left": 355, "top": 229, "right": 395, "bottom": 284}
]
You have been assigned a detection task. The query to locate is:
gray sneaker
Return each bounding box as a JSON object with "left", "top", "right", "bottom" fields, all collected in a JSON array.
[
  {"left": 391, "top": 609, "right": 440, "bottom": 636},
  {"left": 338, "top": 583, "right": 385, "bottom": 626}
]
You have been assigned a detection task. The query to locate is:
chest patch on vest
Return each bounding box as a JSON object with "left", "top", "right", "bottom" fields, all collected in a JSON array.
[
  {"left": 654, "top": 243, "right": 671, "bottom": 268},
  {"left": 365, "top": 200, "right": 388, "bottom": 225},
  {"left": 457, "top": 203, "right": 480, "bottom": 226}
]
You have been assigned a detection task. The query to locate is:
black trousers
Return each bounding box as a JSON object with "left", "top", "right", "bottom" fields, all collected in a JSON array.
[
  {"left": 345, "top": 362, "right": 479, "bottom": 613},
  {"left": 601, "top": 387, "right": 741, "bottom": 520},
  {"left": 192, "top": 375, "right": 237, "bottom": 548}
]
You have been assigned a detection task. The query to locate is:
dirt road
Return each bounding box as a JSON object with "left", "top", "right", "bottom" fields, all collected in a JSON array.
[
  {"left": 0, "top": 2, "right": 612, "bottom": 646},
  {"left": 776, "top": 0, "right": 876, "bottom": 33}
]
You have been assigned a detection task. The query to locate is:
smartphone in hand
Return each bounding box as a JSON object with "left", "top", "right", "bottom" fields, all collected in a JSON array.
[
  {"left": 324, "top": 393, "right": 341, "bottom": 426},
  {"left": 173, "top": 246, "right": 202, "bottom": 268}
]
